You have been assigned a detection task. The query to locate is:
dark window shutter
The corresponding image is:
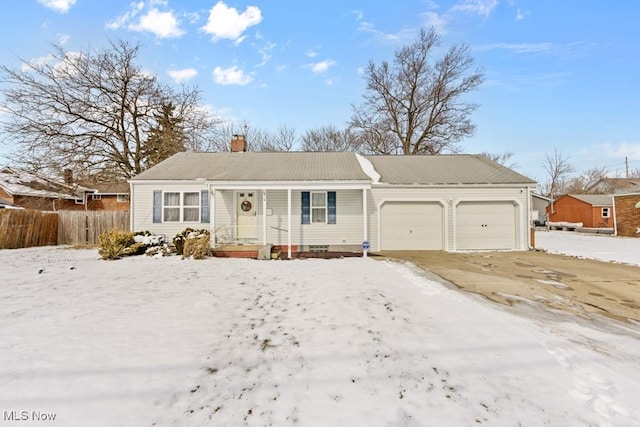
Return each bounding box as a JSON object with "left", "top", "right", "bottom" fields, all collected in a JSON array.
[
  {"left": 153, "top": 190, "right": 162, "bottom": 223},
  {"left": 327, "top": 191, "right": 336, "bottom": 224},
  {"left": 201, "top": 190, "right": 210, "bottom": 223},
  {"left": 301, "top": 191, "right": 310, "bottom": 224}
]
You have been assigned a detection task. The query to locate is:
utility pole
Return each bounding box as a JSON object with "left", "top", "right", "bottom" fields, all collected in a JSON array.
[{"left": 626, "top": 156, "right": 629, "bottom": 178}]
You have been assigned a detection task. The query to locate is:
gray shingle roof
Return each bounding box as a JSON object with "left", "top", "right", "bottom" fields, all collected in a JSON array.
[
  {"left": 364, "top": 154, "right": 536, "bottom": 185},
  {"left": 131, "top": 152, "right": 536, "bottom": 185},
  {"left": 569, "top": 194, "right": 613, "bottom": 206},
  {"left": 131, "top": 152, "right": 371, "bottom": 181}
]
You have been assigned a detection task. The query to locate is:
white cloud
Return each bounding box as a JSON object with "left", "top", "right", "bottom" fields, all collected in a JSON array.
[
  {"left": 257, "top": 42, "right": 276, "bottom": 67},
  {"left": 106, "top": 2, "right": 146, "bottom": 30},
  {"left": 310, "top": 60, "right": 336, "bottom": 75},
  {"left": 57, "top": 33, "right": 70, "bottom": 45},
  {"left": 423, "top": 11, "right": 448, "bottom": 34},
  {"left": 129, "top": 8, "right": 184, "bottom": 38},
  {"left": 606, "top": 142, "right": 640, "bottom": 161},
  {"left": 350, "top": 9, "right": 364, "bottom": 21},
  {"left": 20, "top": 54, "right": 54, "bottom": 72},
  {"left": 452, "top": 0, "right": 498, "bottom": 17},
  {"left": 202, "top": 1, "right": 262, "bottom": 42},
  {"left": 476, "top": 42, "right": 553, "bottom": 54},
  {"left": 516, "top": 8, "right": 530, "bottom": 20},
  {"left": 167, "top": 68, "right": 198, "bottom": 83},
  {"left": 37, "top": 0, "right": 76, "bottom": 13},
  {"left": 212, "top": 65, "right": 253, "bottom": 85},
  {"left": 305, "top": 50, "right": 318, "bottom": 58}
]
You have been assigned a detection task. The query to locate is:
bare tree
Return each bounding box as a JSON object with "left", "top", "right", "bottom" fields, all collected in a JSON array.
[
  {"left": 301, "top": 125, "right": 362, "bottom": 152},
  {"left": 541, "top": 149, "right": 574, "bottom": 199},
  {"left": 259, "top": 124, "right": 298, "bottom": 152},
  {"left": 0, "top": 40, "right": 219, "bottom": 179},
  {"left": 350, "top": 27, "right": 484, "bottom": 155},
  {"left": 563, "top": 166, "right": 608, "bottom": 194},
  {"left": 210, "top": 121, "right": 297, "bottom": 152},
  {"left": 480, "top": 151, "right": 517, "bottom": 169}
]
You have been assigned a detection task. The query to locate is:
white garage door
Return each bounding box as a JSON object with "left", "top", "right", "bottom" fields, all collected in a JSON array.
[
  {"left": 456, "top": 202, "right": 516, "bottom": 250},
  {"left": 380, "top": 202, "right": 444, "bottom": 250}
]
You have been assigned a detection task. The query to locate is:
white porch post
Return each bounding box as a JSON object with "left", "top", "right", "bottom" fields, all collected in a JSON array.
[
  {"left": 262, "top": 189, "right": 267, "bottom": 245},
  {"left": 287, "top": 188, "right": 292, "bottom": 259},
  {"left": 362, "top": 187, "right": 368, "bottom": 258},
  {"left": 210, "top": 186, "right": 216, "bottom": 245}
]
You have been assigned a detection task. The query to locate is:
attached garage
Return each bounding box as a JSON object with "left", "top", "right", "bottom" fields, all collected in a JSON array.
[
  {"left": 380, "top": 202, "right": 444, "bottom": 250},
  {"left": 456, "top": 201, "right": 517, "bottom": 250}
]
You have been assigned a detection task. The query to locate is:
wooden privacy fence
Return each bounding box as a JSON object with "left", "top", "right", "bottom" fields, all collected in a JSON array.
[
  {"left": 0, "top": 209, "right": 58, "bottom": 249},
  {"left": 58, "top": 210, "right": 130, "bottom": 245},
  {"left": 0, "top": 209, "right": 130, "bottom": 249}
]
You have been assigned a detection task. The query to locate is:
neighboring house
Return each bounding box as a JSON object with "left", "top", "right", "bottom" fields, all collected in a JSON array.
[
  {"left": 547, "top": 194, "right": 614, "bottom": 229},
  {"left": 83, "top": 182, "right": 130, "bottom": 211},
  {"left": 0, "top": 196, "right": 21, "bottom": 209},
  {"left": 0, "top": 166, "right": 95, "bottom": 211},
  {"left": 531, "top": 193, "right": 550, "bottom": 225},
  {"left": 613, "top": 193, "right": 640, "bottom": 237},
  {"left": 0, "top": 166, "right": 130, "bottom": 211},
  {"left": 130, "top": 137, "right": 537, "bottom": 255},
  {"left": 589, "top": 178, "right": 640, "bottom": 194}
]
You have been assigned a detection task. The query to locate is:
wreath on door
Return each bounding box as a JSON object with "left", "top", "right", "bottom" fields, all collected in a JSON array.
[{"left": 241, "top": 200, "right": 252, "bottom": 212}]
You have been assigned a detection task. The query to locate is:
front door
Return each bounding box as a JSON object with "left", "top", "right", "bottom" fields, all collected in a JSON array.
[{"left": 237, "top": 192, "right": 257, "bottom": 240}]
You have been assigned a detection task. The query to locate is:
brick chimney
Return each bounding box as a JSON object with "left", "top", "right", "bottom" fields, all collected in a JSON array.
[{"left": 230, "top": 134, "right": 247, "bottom": 152}]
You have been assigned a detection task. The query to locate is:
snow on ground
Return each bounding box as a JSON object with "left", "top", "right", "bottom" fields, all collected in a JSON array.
[
  {"left": 536, "top": 230, "right": 640, "bottom": 266},
  {"left": 1, "top": 236, "right": 639, "bottom": 427}
]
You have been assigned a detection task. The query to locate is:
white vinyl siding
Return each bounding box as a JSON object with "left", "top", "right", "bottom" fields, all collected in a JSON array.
[{"left": 131, "top": 183, "right": 211, "bottom": 238}]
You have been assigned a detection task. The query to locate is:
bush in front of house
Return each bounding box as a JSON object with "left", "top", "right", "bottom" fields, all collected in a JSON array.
[
  {"left": 98, "top": 230, "right": 168, "bottom": 260},
  {"left": 174, "top": 228, "right": 210, "bottom": 259},
  {"left": 98, "top": 230, "right": 136, "bottom": 260}
]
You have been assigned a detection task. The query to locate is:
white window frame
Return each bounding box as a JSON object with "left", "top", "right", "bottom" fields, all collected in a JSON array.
[
  {"left": 310, "top": 191, "right": 327, "bottom": 224},
  {"left": 117, "top": 194, "right": 129, "bottom": 203},
  {"left": 160, "top": 191, "right": 202, "bottom": 223},
  {"left": 601, "top": 207, "right": 610, "bottom": 218},
  {"left": 182, "top": 192, "right": 200, "bottom": 222},
  {"left": 163, "top": 192, "right": 181, "bottom": 222}
]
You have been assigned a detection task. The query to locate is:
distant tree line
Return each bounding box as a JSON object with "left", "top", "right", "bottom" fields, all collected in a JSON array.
[{"left": 0, "top": 27, "right": 485, "bottom": 181}]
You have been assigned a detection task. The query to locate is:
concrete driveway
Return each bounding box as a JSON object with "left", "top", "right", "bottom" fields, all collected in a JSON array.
[{"left": 378, "top": 250, "right": 640, "bottom": 324}]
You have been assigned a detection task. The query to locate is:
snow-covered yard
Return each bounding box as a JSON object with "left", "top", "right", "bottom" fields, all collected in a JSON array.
[
  {"left": 1, "top": 233, "right": 639, "bottom": 426},
  {"left": 536, "top": 230, "right": 640, "bottom": 266}
]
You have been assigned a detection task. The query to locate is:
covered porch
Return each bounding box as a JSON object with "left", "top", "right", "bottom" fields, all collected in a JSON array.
[{"left": 206, "top": 182, "right": 371, "bottom": 259}]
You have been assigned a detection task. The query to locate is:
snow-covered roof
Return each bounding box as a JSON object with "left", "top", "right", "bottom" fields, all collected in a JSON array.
[{"left": 0, "top": 166, "right": 94, "bottom": 200}]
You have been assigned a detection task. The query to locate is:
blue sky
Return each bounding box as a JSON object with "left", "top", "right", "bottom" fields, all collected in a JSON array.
[{"left": 0, "top": 0, "right": 639, "bottom": 183}]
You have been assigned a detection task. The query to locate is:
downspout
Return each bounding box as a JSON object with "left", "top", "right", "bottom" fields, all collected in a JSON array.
[
  {"left": 262, "top": 189, "right": 267, "bottom": 245},
  {"left": 287, "top": 189, "right": 292, "bottom": 259},
  {"left": 612, "top": 194, "right": 618, "bottom": 236},
  {"left": 362, "top": 187, "right": 368, "bottom": 258},
  {"left": 128, "top": 182, "right": 134, "bottom": 232}
]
